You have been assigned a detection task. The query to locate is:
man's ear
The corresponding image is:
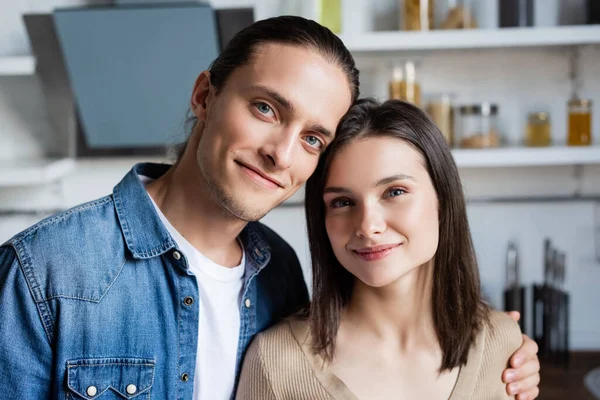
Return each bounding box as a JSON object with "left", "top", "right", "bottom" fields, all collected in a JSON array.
[{"left": 190, "top": 71, "right": 213, "bottom": 122}]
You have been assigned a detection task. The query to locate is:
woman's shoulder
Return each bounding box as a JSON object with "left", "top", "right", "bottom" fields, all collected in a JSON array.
[
  {"left": 484, "top": 309, "right": 523, "bottom": 354},
  {"left": 248, "top": 317, "right": 311, "bottom": 365},
  {"left": 238, "top": 317, "right": 328, "bottom": 399},
  {"left": 467, "top": 309, "right": 523, "bottom": 398}
]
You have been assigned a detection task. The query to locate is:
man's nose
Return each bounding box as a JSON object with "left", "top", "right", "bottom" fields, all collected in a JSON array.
[{"left": 259, "top": 127, "right": 298, "bottom": 170}]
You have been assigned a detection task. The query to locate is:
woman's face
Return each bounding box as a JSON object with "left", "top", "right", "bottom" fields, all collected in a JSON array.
[{"left": 323, "top": 136, "right": 439, "bottom": 288}]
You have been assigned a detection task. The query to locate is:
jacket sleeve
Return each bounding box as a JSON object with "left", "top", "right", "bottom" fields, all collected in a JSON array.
[
  {"left": 0, "top": 245, "right": 53, "bottom": 399},
  {"left": 235, "top": 335, "right": 277, "bottom": 400}
]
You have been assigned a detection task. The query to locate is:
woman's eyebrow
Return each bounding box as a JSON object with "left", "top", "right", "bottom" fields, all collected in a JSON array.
[
  {"left": 323, "top": 186, "right": 351, "bottom": 194},
  {"left": 324, "top": 174, "right": 415, "bottom": 195},
  {"left": 375, "top": 174, "right": 415, "bottom": 187}
]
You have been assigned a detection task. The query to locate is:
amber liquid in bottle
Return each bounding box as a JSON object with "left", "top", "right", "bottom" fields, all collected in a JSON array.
[{"left": 568, "top": 112, "right": 592, "bottom": 146}]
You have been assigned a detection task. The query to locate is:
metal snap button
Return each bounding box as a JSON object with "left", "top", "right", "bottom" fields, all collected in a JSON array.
[
  {"left": 173, "top": 251, "right": 182, "bottom": 260},
  {"left": 86, "top": 385, "right": 97, "bottom": 396},
  {"left": 184, "top": 296, "right": 194, "bottom": 306},
  {"left": 126, "top": 384, "right": 137, "bottom": 395},
  {"left": 181, "top": 373, "right": 189, "bottom": 382},
  {"left": 244, "top": 298, "right": 251, "bottom": 308}
]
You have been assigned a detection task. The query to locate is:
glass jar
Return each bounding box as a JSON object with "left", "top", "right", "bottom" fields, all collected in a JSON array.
[
  {"left": 402, "top": 0, "right": 434, "bottom": 31},
  {"left": 439, "top": 0, "right": 478, "bottom": 29},
  {"left": 426, "top": 94, "right": 454, "bottom": 145},
  {"left": 526, "top": 112, "right": 552, "bottom": 147},
  {"left": 457, "top": 103, "right": 501, "bottom": 148},
  {"left": 389, "top": 60, "right": 421, "bottom": 107},
  {"left": 567, "top": 98, "right": 592, "bottom": 146}
]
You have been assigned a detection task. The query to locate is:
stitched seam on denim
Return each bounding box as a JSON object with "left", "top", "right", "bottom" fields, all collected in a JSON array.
[
  {"left": 11, "top": 197, "right": 113, "bottom": 243},
  {"left": 67, "top": 384, "right": 110, "bottom": 398},
  {"left": 68, "top": 363, "right": 155, "bottom": 367},
  {"left": 176, "top": 268, "right": 182, "bottom": 398},
  {"left": 113, "top": 181, "right": 176, "bottom": 259},
  {"left": 113, "top": 186, "right": 136, "bottom": 255},
  {"left": 136, "top": 241, "right": 176, "bottom": 259},
  {"left": 37, "top": 295, "right": 98, "bottom": 303},
  {"left": 67, "top": 357, "right": 155, "bottom": 365},
  {"left": 67, "top": 360, "right": 156, "bottom": 397},
  {"left": 11, "top": 243, "right": 55, "bottom": 345},
  {"left": 247, "top": 224, "right": 272, "bottom": 254},
  {"left": 243, "top": 225, "right": 272, "bottom": 274},
  {"left": 37, "top": 258, "right": 128, "bottom": 303},
  {"left": 97, "top": 258, "right": 128, "bottom": 302},
  {"left": 112, "top": 385, "right": 153, "bottom": 398}
]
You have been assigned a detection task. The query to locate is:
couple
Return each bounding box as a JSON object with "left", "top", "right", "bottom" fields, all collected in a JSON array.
[{"left": 0, "top": 16, "right": 539, "bottom": 399}]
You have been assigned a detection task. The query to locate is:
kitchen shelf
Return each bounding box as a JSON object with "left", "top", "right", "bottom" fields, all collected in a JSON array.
[
  {"left": 452, "top": 146, "right": 600, "bottom": 168},
  {"left": 339, "top": 25, "right": 600, "bottom": 53},
  {"left": 0, "top": 158, "right": 75, "bottom": 186},
  {"left": 0, "top": 56, "right": 36, "bottom": 75}
]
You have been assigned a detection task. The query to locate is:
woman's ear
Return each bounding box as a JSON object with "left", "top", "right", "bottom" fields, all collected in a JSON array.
[{"left": 190, "top": 71, "right": 212, "bottom": 122}]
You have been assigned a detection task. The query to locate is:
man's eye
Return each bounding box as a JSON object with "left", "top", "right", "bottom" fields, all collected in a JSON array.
[
  {"left": 255, "top": 102, "right": 274, "bottom": 116},
  {"left": 304, "top": 135, "right": 323, "bottom": 149}
]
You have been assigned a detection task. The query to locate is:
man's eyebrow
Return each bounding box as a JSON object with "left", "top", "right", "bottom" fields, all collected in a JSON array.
[
  {"left": 308, "top": 124, "right": 333, "bottom": 140},
  {"left": 249, "top": 85, "right": 333, "bottom": 140},
  {"left": 376, "top": 174, "right": 415, "bottom": 186},
  {"left": 249, "top": 85, "right": 295, "bottom": 114}
]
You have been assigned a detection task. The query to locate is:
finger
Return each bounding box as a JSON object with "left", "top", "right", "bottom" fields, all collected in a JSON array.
[
  {"left": 510, "top": 334, "right": 539, "bottom": 367},
  {"left": 506, "top": 311, "right": 521, "bottom": 322},
  {"left": 516, "top": 386, "right": 540, "bottom": 400},
  {"left": 507, "top": 373, "right": 540, "bottom": 396},
  {"left": 503, "top": 360, "right": 540, "bottom": 383}
]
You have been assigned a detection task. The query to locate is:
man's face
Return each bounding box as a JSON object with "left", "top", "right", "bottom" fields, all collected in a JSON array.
[{"left": 193, "top": 43, "right": 353, "bottom": 221}]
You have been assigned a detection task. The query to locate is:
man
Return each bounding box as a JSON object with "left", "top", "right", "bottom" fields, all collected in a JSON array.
[{"left": 0, "top": 16, "right": 539, "bottom": 399}]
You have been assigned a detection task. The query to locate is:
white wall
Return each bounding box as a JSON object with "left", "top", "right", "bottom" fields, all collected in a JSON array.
[{"left": 1, "top": 0, "right": 599, "bottom": 349}]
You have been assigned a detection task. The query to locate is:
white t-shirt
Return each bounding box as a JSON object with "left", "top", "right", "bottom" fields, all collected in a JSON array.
[{"left": 142, "top": 177, "right": 245, "bottom": 400}]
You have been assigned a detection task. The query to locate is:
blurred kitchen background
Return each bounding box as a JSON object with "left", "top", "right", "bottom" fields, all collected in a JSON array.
[{"left": 1, "top": 0, "right": 599, "bottom": 398}]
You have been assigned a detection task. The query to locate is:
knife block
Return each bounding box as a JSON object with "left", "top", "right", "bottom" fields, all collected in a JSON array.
[
  {"left": 532, "top": 285, "right": 570, "bottom": 367},
  {"left": 503, "top": 286, "right": 526, "bottom": 332}
]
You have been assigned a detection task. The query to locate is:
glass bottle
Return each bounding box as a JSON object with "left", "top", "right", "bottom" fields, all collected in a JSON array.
[
  {"left": 457, "top": 103, "right": 501, "bottom": 148},
  {"left": 439, "top": 0, "right": 478, "bottom": 29},
  {"left": 526, "top": 112, "right": 551, "bottom": 147},
  {"left": 389, "top": 60, "right": 421, "bottom": 107},
  {"left": 567, "top": 98, "right": 592, "bottom": 146},
  {"left": 402, "top": 0, "right": 434, "bottom": 31},
  {"left": 426, "top": 94, "right": 454, "bottom": 145}
]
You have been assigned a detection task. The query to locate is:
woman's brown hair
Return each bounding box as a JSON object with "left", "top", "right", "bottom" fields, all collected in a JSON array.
[{"left": 304, "top": 98, "right": 489, "bottom": 371}]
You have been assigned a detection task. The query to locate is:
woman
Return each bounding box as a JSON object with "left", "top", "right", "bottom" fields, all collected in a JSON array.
[{"left": 236, "top": 99, "right": 523, "bottom": 399}]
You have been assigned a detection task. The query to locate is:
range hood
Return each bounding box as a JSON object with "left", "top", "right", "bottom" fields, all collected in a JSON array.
[{"left": 24, "top": 2, "right": 226, "bottom": 155}]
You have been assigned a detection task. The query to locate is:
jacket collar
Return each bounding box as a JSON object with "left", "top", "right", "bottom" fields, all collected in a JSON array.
[{"left": 113, "top": 163, "right": 272, "bottom": 270}]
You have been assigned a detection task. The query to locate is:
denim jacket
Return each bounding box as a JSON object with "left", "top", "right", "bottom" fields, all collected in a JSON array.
[{"left": 0, "top": 163, "right": 309, "bottom": 400}]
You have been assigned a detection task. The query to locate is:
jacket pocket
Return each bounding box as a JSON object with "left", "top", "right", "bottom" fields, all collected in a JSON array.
[{"left": 66, "top": 357, "right": 155, "bottom": 400}]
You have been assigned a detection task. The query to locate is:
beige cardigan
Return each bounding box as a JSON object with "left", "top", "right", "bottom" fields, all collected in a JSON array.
[{"left": 236, "top": 310, "right": 522, "bottom": 400}]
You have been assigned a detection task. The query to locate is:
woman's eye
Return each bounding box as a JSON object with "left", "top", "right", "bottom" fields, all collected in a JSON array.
[
  {"left": 255, "top": 102, "right": 274, "bottom": 117},
  {"left": 304, "top": 135, "right": 323, "bottom": 149},
  {"left": 330, "top": 198, "right": 353, "bottom": 208},
  {"left": 387, "top": 188, "right": 406, "bottom": 198}
]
